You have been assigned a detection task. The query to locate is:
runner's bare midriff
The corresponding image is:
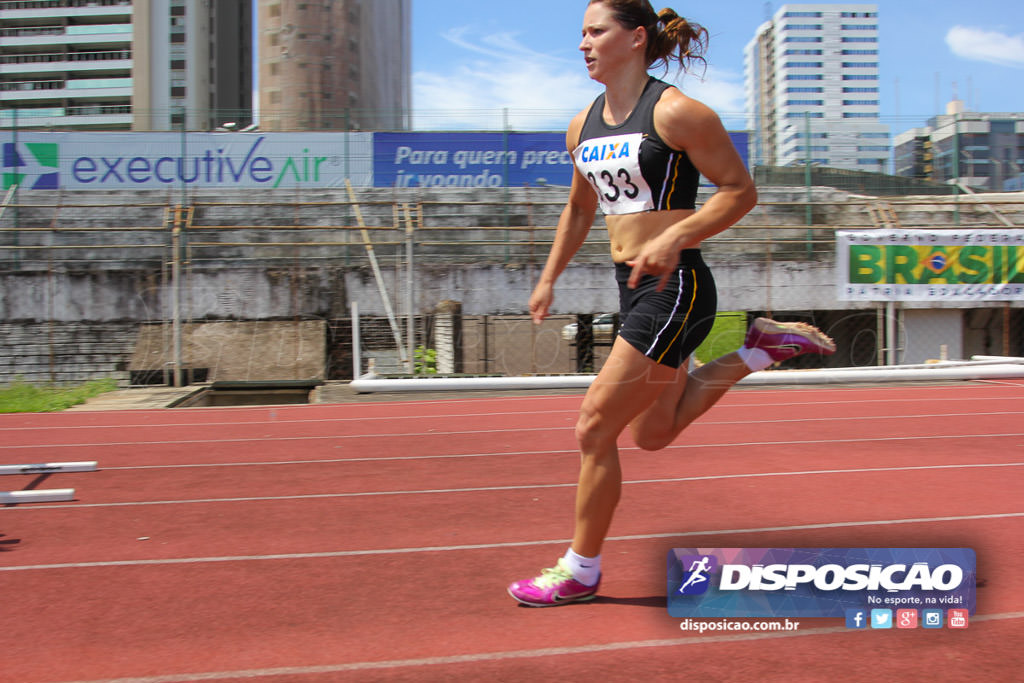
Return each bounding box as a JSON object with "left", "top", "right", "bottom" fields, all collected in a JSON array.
[{"left": 606, "top": 207, "right": 698, "bottom": 262}]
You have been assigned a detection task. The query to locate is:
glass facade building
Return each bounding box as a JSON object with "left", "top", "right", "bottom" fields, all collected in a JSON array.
[{"left": 744, "top": 3, "right": 891, "bottom": 171}]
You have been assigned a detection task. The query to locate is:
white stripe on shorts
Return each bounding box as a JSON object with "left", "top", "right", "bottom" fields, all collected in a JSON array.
[{"left": 645, "top": 265, "right": 686, "bottom": 358}]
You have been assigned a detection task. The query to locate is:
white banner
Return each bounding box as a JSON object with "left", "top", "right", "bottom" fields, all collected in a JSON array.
[
  {"left": 837, "top": 229, "right": 1024, "bottom": 301},
  {"left": 2, "top": 132, "right": 372, "bottom": 191}
]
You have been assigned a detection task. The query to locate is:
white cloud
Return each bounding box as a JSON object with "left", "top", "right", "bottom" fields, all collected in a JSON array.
[
  {"left": 413, "top": 28, "right": 597, "bottom": 130},
  {"left": 664, "top": 64, "right": 748, "bottom": 126},
  {"left": 413, "top": 28, "right": 749, "bottom": 131},
  {"left": 946, "top": 26, "right": 1024, "bottom": 68}
]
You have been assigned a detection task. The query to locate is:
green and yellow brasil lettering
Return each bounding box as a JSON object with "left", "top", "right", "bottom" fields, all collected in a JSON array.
[{"left": 849, "top": 245, "right": 1024, "bottom": 285}]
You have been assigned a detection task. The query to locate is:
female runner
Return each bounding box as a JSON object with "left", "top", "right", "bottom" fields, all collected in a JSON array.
[{"left": 508, "top": 0, "right": 835, "bottom": 606}]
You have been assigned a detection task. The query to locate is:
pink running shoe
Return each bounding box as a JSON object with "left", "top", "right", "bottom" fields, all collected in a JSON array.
[
  {"left": 744, "top": 317, "right": 836, "bottom": 362},
  {"left": 508, "top": 559, "right": 600, "bottom": 607}
]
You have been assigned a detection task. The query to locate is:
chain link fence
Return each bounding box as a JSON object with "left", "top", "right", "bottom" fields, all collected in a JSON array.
[{"left": 1, "top": 188, "right": 1021, "bottom": 385}]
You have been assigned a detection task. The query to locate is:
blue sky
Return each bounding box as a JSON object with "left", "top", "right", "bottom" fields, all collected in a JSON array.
[{"left": 410, "top": 0, "right": 1024, "bottom": 134}]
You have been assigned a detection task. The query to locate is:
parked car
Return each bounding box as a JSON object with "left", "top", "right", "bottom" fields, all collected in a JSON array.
[{"left": 561, "top": 313, "right": 617, "bottom": 342}]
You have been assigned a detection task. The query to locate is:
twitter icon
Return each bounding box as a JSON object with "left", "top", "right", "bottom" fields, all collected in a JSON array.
[{"left": 871, "top": 609, "right": 893, "bottom": 629}]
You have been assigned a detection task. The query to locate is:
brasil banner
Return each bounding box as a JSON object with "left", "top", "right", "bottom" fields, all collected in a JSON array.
[{"left": 837, "top": 229, "right": 1024, "bottom": 301}]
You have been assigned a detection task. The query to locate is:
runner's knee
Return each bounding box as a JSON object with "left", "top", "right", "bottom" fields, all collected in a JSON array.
[{"left": 574, "top": 405, "right": 618, "bottom": 454}]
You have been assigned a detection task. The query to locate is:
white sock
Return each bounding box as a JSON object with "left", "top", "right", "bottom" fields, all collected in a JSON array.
[
  {"left": 563, "top": 547, "right": 601, "bottom": 586},
  {"left": 737, "top": 345, "right": 774, "bottom": 372}
]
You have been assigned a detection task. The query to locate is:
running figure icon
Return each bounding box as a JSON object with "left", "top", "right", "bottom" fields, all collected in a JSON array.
[{"left": 678, "top": 556, "right": 713, "bottom": 594}]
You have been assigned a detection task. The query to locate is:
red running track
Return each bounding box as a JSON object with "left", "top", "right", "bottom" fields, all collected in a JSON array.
[{"left": 1, "top": 382, "right": 1023, "bottom": 682}]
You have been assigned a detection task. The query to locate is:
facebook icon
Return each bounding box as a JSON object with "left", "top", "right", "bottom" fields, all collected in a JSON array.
[{"left": 845, "top": 608, "right": 868, "bottom": 629}]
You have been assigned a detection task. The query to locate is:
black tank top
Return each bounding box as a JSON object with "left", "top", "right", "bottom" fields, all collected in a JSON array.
[{"left": 573, "top": 77, "right": 699, "bottom": 215}]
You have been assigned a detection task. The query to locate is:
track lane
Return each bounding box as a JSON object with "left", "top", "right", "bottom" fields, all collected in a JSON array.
[{"left": 2, "top": 384, "right": 1022, "bottom": 682}]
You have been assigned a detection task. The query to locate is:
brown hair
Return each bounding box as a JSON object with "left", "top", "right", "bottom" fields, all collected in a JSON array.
[{"left": 589, "top": 0, "right": 708, "bottom": 72}]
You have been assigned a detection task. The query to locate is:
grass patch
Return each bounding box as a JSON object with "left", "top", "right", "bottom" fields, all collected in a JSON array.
[
  {"left": 694, "top": 312, "right": 748, "bottom": 364},
  {"left": 0, "top": 378, "right": 119, "bottom": 414}
]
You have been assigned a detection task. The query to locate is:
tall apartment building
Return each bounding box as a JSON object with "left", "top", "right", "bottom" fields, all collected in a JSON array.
[
  {"left": 0, "top": 0, "right": 252, "bottom": 132},
  {"left": 894, "top": 100, "right": 1024, "bottom": 192},
  {"left": 744, "top": 3, "right": 890, "bottom": 172},
  {"left": 134, "top": 0, "right": 252, "bottom": 131},
  {"left": 257, "top": 0, "right": 411, "bottom": 132}
]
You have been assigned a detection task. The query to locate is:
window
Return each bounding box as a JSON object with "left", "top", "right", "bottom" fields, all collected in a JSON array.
[
  {"left": 787, "top": 87, "right": 824, "bottom": 93},
  {"left": 843, "top": 74, "right": 878, "bottom": 80},
  {"left": 842, "top": 62, "right": 878, "bottom": 68},
  {"left": 843, "top": 87, "right": 879, "bottom": 93},
  {"left": 785, "top": 24, "right": 822, "bottom": 30},
  {"left": 784, "top": 132, "right": 828, "bottom": 143},
  {"left": 171, "top": 86, "right": 185, "bottom": 97},
  {"left": 842, "top": 37, "right": 877, "bottom": 43},
  {"left": 843, "top": 112, "right": 879, "bottom": 118},
  {"left": 170, "top": 59, "right": 185, "bottom": 70},
  {"left": 784, "top": 36, "right": 822, "bottom": 43},
  {"left": 841, "top": 24, "right": 878, "bottom": 30},
  {"left": 785, "top": 62, "right": 823, "bottom": 68},
  {"left": 784, "top": 49, "right": 822, "bottom": 55},
  {"left": 783, "top": 11, "right": 822, "bottom": 17},
  {"left": 844, "top": 100, "right": 879, "bottom": 106},
  {"left": 842, "top": 49, "right": 877, "bottom": 55},
  {"left": 785, "top": 74, "right": 823, "bottom": 80},
  {"left": 788, "top": 100, "right": 824, "bottom": 106}
]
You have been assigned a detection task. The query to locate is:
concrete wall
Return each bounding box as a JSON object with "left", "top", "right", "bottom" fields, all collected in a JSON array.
[{"left": 131, "top": 320, "right": 327, "bottom": 382}]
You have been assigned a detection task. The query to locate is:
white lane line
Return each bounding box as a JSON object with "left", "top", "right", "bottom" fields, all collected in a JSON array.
[
  {"left": 2, "top": 394, "right": 1021, "bottom": 432},
  {"left": 0, "top": 409, "right": 580, "bottom": 432},
  {"left": 3, "top": 462, "right": 1022, "bottom": 511},
  {"left": 3, "top": 425, "right": 1024, "bottom": 452},
  {"left": 4, "top": 512, "right": 1022, "bottom": 573}
]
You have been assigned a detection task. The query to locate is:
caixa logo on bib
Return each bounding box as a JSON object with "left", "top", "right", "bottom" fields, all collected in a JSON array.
[
  {"left": 666, "top": 548, "right": 976, "bottom": 618},
  {"left": 3, "top": 142, "right": 59, "bottom": 190}
]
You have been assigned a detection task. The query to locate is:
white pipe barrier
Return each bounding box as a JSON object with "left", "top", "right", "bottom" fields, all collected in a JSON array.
[{"left": 349, "top": 358, "right": 1024, "bottom": 393}]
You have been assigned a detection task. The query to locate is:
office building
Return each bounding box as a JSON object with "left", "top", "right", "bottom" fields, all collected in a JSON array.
[
  {"left": 894, "top": 101, "right": 1024, "bottom": 192},
  {"left": 744, "top": 3, "right": 890, "bottom": 171},
  {"left": 256, "top": 0, "right": 411, "bottom": 131},
  {"left": 0, "top": 0, "right": 252, "bottom": 132}
]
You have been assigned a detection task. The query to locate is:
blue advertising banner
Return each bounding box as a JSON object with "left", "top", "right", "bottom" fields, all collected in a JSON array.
[
  {"left": 667, "top": 548, "right": 976, "bottom": 618},
  {"left": 4, "top": 130, "right": 750, "bottom": 192},
  {"left": 374, "top": 131, "right": 749, "bottom": 189},
  {"left": 373, "top": 132, "right": 573, "bottom": 188}
]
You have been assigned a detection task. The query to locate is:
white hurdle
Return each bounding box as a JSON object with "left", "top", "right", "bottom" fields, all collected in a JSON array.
[{"left": 0, "top": 461, "right": 98, "bottom": 505}]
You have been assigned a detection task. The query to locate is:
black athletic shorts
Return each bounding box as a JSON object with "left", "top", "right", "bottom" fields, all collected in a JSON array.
[{"left": 614, "top": 249, "right": 717, "bottom": 369}]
